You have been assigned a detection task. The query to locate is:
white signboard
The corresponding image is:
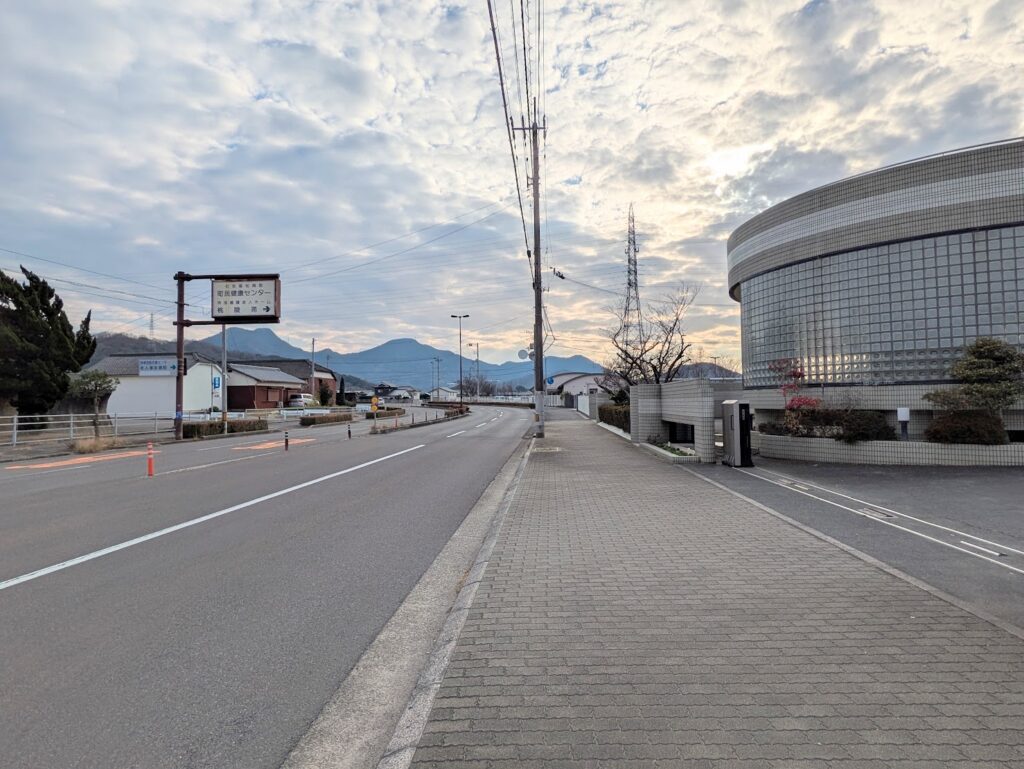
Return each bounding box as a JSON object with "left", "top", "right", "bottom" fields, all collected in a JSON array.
[
  {"left": 139, "top": 358, "right": 178, "bottom": 376},
  {"left": 211, "top": 278, "right": 280, "bottom": 321}
]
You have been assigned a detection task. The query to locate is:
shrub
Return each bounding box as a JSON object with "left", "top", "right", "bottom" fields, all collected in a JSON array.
[
  {"left": 925, "top": 410, "right": 1008, "bottom": 445},
  {"left": 759, "top": 409, "right": 894, "bottom": 443},
  {"left": 71, "top": 437, "right": 125, "bottom": 453},
  {"left": 299, "top": 413, "right": 353, "bottom": 426},
  {"left": 833, "top": 410, "right": 896, "bottom": 444},
  {"left": 365, "top": 408, "right": 405, "bottom": 419},
  {"left": 182, "top": 419, "right": 267, "bottom": 438},
  {"left": 598, "top": 403, "right": 630, "bottom": 432}
]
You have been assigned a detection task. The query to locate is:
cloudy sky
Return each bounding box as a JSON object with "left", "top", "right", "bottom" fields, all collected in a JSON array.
[{"left": 1, "top": 0, "right": 1021, "bottom": 367}]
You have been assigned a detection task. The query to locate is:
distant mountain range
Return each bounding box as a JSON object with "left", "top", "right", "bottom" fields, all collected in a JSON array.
[
  {"left": 196, "top": 329, "right": 603, "bottom": 392},
  {"left": 91, "top": 328, "right": 604, "bottom": 392}
]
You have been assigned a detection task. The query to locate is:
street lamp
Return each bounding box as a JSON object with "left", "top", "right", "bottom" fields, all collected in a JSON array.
[{"left": 451, "top": 314, "right": 469, "bottom": 407}]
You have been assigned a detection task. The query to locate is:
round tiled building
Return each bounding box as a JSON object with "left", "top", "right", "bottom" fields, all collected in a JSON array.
[{"left": 728, "top": 139, "right": 1024, "bottom": 389}]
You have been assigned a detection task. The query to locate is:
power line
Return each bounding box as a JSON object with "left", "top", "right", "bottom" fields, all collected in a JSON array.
[
  {"left": 283, "top": 199, "right": 507, "bottom": 275},
  {"left": 290, "top": 204, "right": 511, "bottom": 283},
  {"left": 0, "top": 245, "right": 168, "bottom": 293},
  {"left": 485, "top": 0, "right": 531, "bottom": 260}
]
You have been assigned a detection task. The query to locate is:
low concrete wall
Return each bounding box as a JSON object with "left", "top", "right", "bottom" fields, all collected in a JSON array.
[
  {"left": 759, "top": 434, "right": 1024, "bottom": 466},
  {"left": 630, "top": 384, "right": 667, "bottom": 444},
  {"left": 661, "top": 379, "right": 716, "bottom": 463}
]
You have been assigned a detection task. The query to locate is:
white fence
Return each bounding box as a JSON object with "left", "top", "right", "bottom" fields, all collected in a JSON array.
[{"left": 1, "top": 406, "right": 356, "bottom": 447}]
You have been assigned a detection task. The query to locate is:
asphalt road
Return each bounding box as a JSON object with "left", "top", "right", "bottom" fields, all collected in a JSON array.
[
  {"left": 0, "top": 406, "right": 532, "bottom": 769},
  {"left": 692, "top": 458, "right": 1024, "bottom": 629}
]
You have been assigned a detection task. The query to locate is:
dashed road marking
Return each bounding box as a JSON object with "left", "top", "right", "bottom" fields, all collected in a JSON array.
[{"left": 5, "top": 450, "right": 160, "bottom": 471}]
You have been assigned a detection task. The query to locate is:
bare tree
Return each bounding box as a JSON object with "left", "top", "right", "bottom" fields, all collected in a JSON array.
[{"left": 602, "top": 285, "right": 699, "bottom": 386}]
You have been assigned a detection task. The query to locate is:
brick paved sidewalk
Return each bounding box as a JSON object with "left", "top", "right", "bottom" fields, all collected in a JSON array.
[{"left": 403, "top": 420, "right": 1024, "bottom": 768}]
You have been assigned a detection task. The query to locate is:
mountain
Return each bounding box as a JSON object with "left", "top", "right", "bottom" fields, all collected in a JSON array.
[
  {"left": 196, "top": 329, "right": 604, "bottom": 392},
  {"left": 88, "top": 332, "right": 375, "bottom": 390}
]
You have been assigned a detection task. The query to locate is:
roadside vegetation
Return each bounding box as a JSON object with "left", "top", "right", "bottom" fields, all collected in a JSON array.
[
  {"left": 182, "top": 419, "right": 268, "bottom": 438},
  {"left": 924, "top": 338, "right": 1024, "bottom": 444}
]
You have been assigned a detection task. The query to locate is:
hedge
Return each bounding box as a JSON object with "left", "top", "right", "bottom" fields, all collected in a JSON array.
[
  {"left": 598, "top": 403, "right": 630, "bottom": 432},
  {"left": 299, "top": 413, "right": 353, "bottom": 426},
  {"left": 365, "top": 408, "right": 406, "bottom": 419},
  {"left": 925, "top": 410, "right": 1008, "bottom": 445},
  {"left": 759, "top": 409, "right": 895, "bottom": 443},
  {"left": 182, "top": 418, "right": 268, "bottom": 438}
]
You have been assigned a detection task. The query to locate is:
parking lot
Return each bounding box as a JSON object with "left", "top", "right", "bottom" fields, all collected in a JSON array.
[{"left": 693, "top": 458, "right": 1024, "bottom": 629}]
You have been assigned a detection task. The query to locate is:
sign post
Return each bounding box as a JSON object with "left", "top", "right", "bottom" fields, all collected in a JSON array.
[{"left": 173, "top": 272, "right": 281, "bottom": 440}]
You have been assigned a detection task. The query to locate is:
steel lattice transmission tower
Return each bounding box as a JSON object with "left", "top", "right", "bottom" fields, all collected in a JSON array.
[{"left": 622, "top": 204, "right": 643, "bottom": 348}]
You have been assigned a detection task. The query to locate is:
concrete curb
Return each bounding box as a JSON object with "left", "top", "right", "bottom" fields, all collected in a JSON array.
[
  {"left": 595, "top": 421, "right": 631, "bottom": 441},
  {"left": 638, "top": 442, "right": 699, "bottom": 464},
  {"left": 681, "top": 465, "right": 1024, "bottom": 643},
  {"left": 375, "top": 438, "right": 534, "bottom": 769}
]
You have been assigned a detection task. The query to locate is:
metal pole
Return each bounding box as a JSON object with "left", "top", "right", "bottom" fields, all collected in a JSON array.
[
  {"left": 11, "top": 414, "right": 17, "bottom": 447},
  {"left": 221, "top": 323, "right": 228, "bottom": 434},
  {"left": 531, "top": 103, "right": 545, "bottom": 438},
  {"left": 311, "top": 337, "right": 316, "bottom": 398},
  {"left": 451, "top": 314, "right": 468, "bottom": 408},
  {"left": 475, "top": 343, "right": 480, "bottom": 401},
  {"left": 174, "top": 271, "right": 186, "bottom": 440}
]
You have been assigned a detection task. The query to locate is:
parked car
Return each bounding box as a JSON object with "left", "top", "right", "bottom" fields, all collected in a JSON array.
[{"left": 287, "top": 393, "right": 316, "bottom": 407}]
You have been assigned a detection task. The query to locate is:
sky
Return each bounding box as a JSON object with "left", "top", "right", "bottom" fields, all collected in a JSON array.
[{"left": 1, "top": 0, "right": 1022, "bottom": 368}]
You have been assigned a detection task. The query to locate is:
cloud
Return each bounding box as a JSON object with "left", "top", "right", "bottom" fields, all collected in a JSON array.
[{"left": 1, "top": 0, "right": 1021, "bottom": 369}]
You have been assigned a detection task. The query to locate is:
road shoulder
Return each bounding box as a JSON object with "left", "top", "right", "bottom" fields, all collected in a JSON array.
[{"left": 280, "top": 434, "right": 531, "bottom": 769}]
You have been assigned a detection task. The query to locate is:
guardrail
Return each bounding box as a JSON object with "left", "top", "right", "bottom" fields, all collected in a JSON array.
[
  {"left": 0, "top": 406, "right": 358, "bottom": 447},
  {"left": 0, "top": 412, "right": 181, "bottom": 447}
]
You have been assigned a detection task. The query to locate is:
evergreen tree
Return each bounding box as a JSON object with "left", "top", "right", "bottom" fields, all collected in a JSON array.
[
  {"left": 0, "top": 266, "right": 96, "bottom": 414},
  {"left": 924, "top": 337, "right": 1024, "bottom": 416}
]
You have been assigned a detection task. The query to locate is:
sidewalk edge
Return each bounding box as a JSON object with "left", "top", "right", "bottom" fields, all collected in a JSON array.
[
  {"left": 375, "top": 438, "right": 534, "bottom": 769},
  {"left": 681, "top": 466, "right": 1024, "bottom": 643}
]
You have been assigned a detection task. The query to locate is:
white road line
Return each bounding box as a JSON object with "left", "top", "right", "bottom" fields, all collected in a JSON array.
[
  {"left": 0, "top": 444, "right": 425, "bottom": 592},
  {"left": 0, "top": 465, "right": 93, "bottom": 484},
  {"left": 475, "top": 423, "right": 487, "bottom": 428},
  {"left": 751, "top": 466, "right": 1024, "bottom": 558},
  {"left": 735, "top": 468, "right": 1024, "bottom": 576},
  {"left": 156, "top": 452, "right": 279, "bottom": 475},
  {"left": 960, "top": 540, "right": 1004, "bottom": 557},
  {"left": 446, "top": 431, "right": 466, "bottom": 438}
]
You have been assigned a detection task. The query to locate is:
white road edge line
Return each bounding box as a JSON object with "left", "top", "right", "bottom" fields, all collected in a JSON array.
[
  {"left": 0, "top": 466, "right": 93, "bottom": 484},
  {"left": 734, "top": 468, "right": 1024, "bottom": 576},
  {"left": 475, "top": 423, "right": 487, "bottom": 428},
  {"left": 751, "top": 465, "right": 1024, "bottom": 558},
  {"left": 0, "top": 444, "right": 425, "bottom": 593},
  {"left": 446, "top": 431, "right": 466, "bottom": 438},
  {"left": 960, "top": 540, "right": 1003, "bottom": 557},
  {"left": 156, "top": 451, "right": 279, "bottom": 475}
]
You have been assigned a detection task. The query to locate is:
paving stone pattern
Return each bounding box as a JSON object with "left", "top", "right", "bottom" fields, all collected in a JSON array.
[{"left": 408, "top": 421, "right": 1024, "bottom": 768}]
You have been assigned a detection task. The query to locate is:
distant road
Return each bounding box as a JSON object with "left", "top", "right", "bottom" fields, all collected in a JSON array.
[{"left": 0, "top": 406, "right": 529, "bottom": 768}]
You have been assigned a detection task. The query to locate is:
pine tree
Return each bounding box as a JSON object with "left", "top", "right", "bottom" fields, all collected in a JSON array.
[{"left": 0, "top": 266, "right": 96, "bottom": 414}]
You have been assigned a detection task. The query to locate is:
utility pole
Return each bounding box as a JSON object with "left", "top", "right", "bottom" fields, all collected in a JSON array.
[
  {"left": 221, "top": 323, "right": 228, "bottom": 434},
  {"left": 451, "top": 315, "right": 468, "bottom": 407},
  {"left": 310, "top": 337, "right": 316, "bottom": 396},
  {"left": 174, "top": 272, "right": 186, "bottom": 440},
  {"left": 475, "top": 343, "right": 480, "bottom": 400},
  {"left": 514, "top": 98, "right": 546, "bottom": 437}
]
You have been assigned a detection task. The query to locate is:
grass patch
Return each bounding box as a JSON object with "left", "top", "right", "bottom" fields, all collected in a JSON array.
[{"left": 71, "top": 437, "right": 127, "bottom": 453}]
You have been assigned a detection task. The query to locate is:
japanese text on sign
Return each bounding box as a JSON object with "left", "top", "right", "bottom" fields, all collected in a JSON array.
[{"left": 211, "top": 279, "right": 279, "bottom": 320}]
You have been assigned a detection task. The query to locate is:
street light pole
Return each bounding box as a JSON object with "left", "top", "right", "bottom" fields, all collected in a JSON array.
[{"left": 451, "top": 314, "right": 468, "bottom": 407}]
